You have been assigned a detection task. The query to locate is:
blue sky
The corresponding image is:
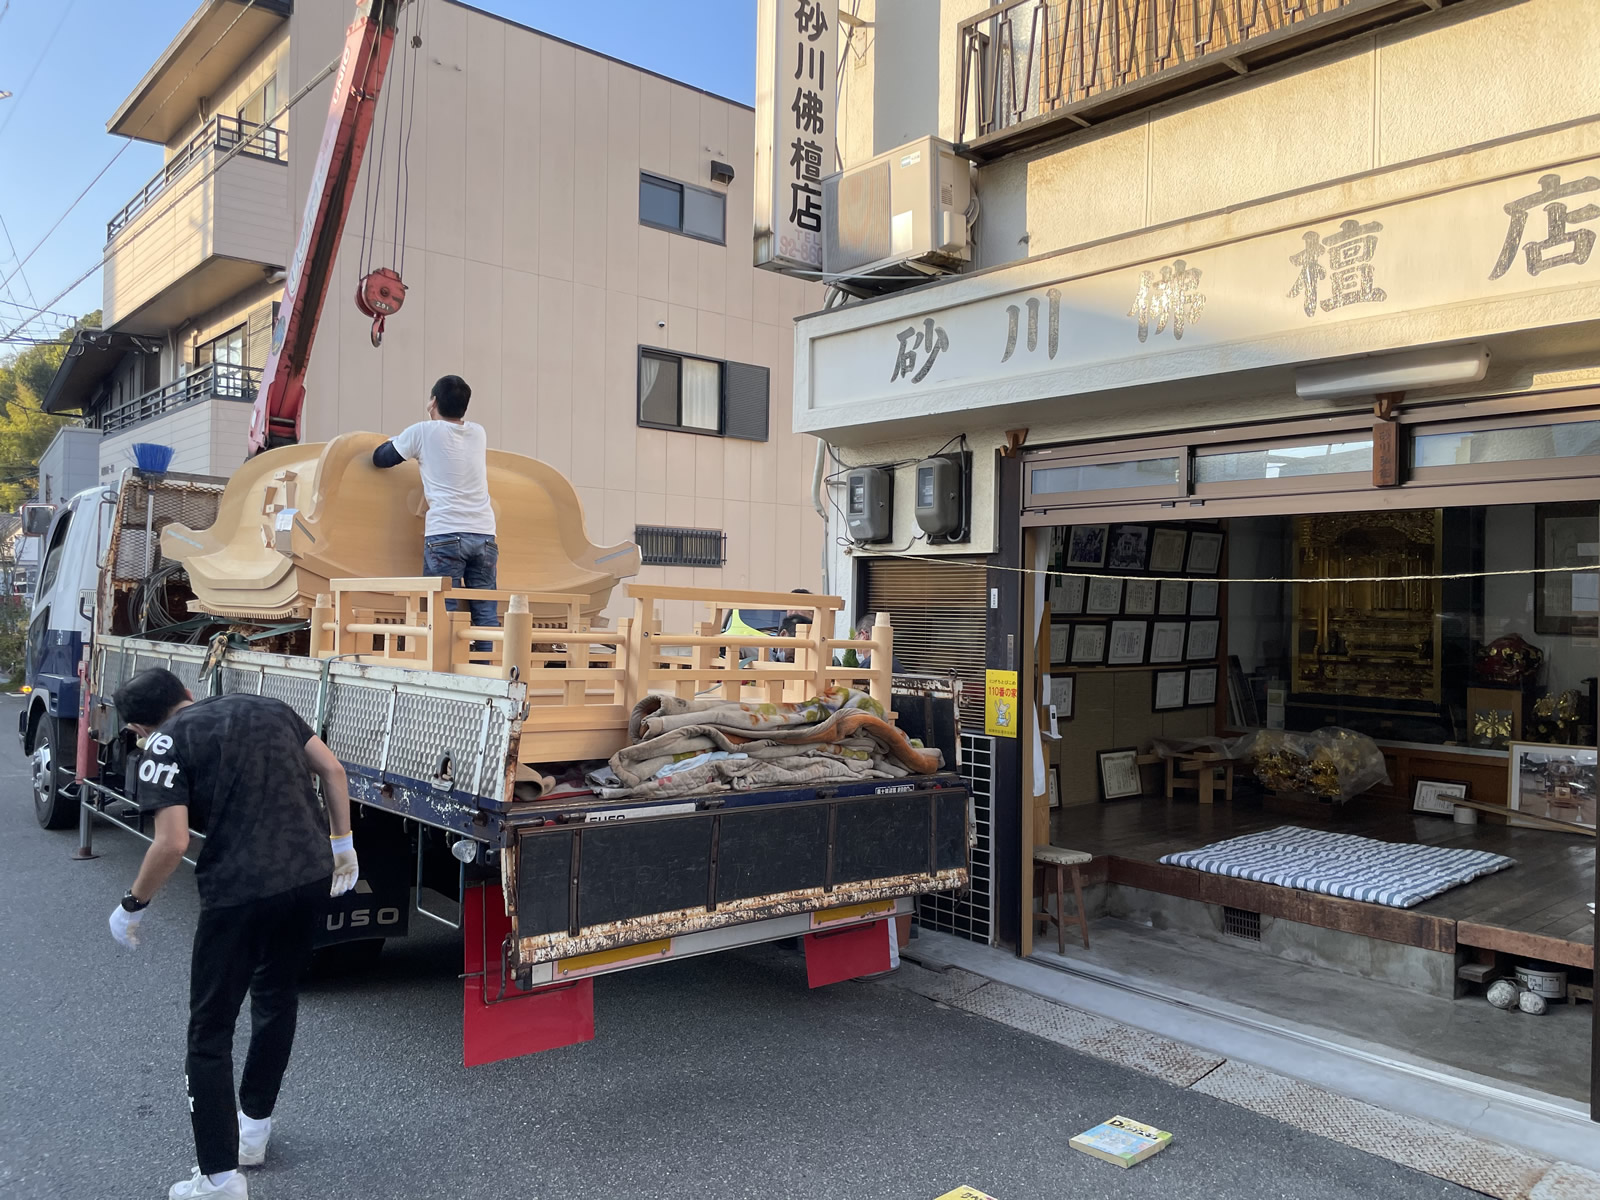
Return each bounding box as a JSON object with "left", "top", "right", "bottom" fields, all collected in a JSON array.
[{"left": 0, "top": 0, "right": 757, "bottom": 342}]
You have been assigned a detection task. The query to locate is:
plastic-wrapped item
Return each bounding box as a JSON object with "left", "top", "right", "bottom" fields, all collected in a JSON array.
[{"left": 1240, "top": 727, "right": 1389, "bottom": 802}]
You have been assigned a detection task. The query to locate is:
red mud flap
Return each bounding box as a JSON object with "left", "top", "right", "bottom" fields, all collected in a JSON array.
[
  {"left": 803, "top": 917, "right": 894, "bottom": 988},
  {"left": 462, "top": 884, "right": 594, "bottom": 1067}
]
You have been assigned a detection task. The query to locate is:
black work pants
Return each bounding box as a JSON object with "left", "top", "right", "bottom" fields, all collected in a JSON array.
[{"left": 186, "top": 878, "right": 327, "bottom": 1175}]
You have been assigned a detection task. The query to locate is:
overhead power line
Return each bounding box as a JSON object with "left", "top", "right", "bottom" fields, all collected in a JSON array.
[
  {"left": 1, "top": 55, "right": 340, "bottom": 343},
  {"left": 0, "top": 0, "right": 79, "bottom": 142},
  {"left": 0, "top": 0, "right": 263, "bottom": 307}
]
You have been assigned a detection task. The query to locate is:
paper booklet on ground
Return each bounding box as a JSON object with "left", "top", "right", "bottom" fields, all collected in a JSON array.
[{"left": 1070, "top": 1115, "right": 1173, "bottom": 1168}]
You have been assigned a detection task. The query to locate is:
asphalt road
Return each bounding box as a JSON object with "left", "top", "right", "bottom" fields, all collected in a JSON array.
[{"left": 0, "top": 697, "right": 1475, "bottom": 1200}]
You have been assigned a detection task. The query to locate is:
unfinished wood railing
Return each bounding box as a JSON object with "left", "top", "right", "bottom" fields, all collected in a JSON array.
[{"left": 312, "top": 580, "right": 896, "bottom": 764}]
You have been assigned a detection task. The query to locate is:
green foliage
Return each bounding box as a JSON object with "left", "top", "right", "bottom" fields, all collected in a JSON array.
[{"left": 0, "top": 310, "right": 101, "bottom": 510}]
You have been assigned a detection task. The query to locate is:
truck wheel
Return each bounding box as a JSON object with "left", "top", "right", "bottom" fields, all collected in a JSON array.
[{"left": 32, "top": 715, "right": 79, "bottom": 830}]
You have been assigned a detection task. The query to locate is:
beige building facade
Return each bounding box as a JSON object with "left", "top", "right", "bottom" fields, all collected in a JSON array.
[{"left": 46, "top": 0, "right": 824, "bottom": 628}]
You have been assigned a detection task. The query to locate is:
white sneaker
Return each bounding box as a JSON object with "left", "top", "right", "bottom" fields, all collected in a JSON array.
[
  {"left": 237, "top": 1111, "right": 270, "bottom": 1167},
  {"left": 168, "top": 1168, "right": 248, "bottom": 1198}
]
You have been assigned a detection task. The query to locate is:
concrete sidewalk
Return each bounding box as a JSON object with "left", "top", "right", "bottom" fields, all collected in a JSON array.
[{"left": 889, "top": 928, "right": 1600, "bottom": 1200}]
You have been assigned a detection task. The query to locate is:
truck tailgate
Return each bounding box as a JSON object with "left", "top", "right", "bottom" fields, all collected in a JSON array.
[{"left": 505, "top": 773, "right": 970, "bottom": 969}]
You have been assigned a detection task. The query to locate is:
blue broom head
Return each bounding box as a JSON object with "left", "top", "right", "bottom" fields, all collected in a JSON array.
[{"left": 132, "top": 443, "right": 174, "bottom": 472}]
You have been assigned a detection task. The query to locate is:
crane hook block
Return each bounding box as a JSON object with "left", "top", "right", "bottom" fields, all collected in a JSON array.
[{"left": 356, "top": 268, "right": 407, "bottom": 348}]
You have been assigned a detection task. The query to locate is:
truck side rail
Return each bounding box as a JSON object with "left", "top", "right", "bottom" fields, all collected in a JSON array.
[{"left": 91, "top": 635, "right": 526, "bottom": 840}]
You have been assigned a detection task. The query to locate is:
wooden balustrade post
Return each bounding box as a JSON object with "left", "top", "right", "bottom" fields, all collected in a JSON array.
[
  {"left": 503, "top": 594, "right": 534, "bottom": 684},
  {"left": 624, "top": 609, "right": 647, "bottom": 710},
  {"left": 869, "top": 612, "right": 894, "bottom": 707},
  {"left": 310, "top": 593, "right": 333, "bottom": 658},
  {"left": 688, "top": 620, "right": 716, "bottom": 701},
  {"left": 447, "top": 610, "right": 472, "bottom": 673},
  {"left": 811, "top": 611, "right": 831, "bottom": 699}
]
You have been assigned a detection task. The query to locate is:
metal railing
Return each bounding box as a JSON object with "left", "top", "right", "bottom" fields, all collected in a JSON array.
[
  {"left": 96, "top": 363, "right": 262, "bottom": 434},
  {"left": 955, "top": 0, "right": 1415, "bottom": 154},
  {"left": 107, "top": 115, "right": 287, "bottom": 242}
]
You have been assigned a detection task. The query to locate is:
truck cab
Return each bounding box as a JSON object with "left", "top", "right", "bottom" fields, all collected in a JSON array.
[{"left": 19, "top": 484, "right": 115, "bottom": 829}]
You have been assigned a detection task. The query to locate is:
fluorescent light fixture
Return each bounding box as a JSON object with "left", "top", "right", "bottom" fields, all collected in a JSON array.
[{"left": 1294, "top": 345, "right": 1489, "bottom": 400}]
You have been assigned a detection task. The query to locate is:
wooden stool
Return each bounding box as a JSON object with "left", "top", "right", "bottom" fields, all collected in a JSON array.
[
  {"left": 1033, "top": 845, "right": 1092, "bottom": 953},
  {"left": 1164, "top": 753, "right": 1235, "bottom": 805}
]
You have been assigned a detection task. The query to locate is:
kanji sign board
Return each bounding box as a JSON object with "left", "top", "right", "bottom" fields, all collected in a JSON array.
[{"left": 754, "top": 0, "right": 837, "bottom": 272}]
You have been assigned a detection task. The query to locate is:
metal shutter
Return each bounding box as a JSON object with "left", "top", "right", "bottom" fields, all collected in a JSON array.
[
  {"left": 722, "top": 361, "right": 769, "bottom": 442},
  {"left": 863, "top": 556, "right": 988, "bottom": 725}
]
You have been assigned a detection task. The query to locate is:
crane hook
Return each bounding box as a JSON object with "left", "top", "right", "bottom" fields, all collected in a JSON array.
[{"left": 355, "top": 268, "right": 407, "bottom": 349}]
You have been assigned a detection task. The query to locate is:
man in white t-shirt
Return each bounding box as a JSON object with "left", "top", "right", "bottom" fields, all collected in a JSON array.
[{"left": 372, "top": 375, "right": 498, "bottom": 648}]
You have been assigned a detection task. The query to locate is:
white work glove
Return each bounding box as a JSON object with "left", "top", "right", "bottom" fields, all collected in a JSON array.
[
  {"left": 109, "top": 904, "right": 145, "bottom": 950},
  {"left": 330, "top": 833, "right": 359, "bottom": 897}
]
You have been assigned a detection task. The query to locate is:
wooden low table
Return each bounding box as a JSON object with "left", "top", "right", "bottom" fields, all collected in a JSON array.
[{"left": 1164, "top": 752, "right": 1235, "bottom": 806}]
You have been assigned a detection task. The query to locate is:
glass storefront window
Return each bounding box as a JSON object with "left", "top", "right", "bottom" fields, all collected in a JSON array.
[
  {"left": 1412, "top": 420, "right": 1600, "bottom": 467},
  {"left": 1030, "top": 456, "right": 1179, "bottom": 496},
  {"left": 1195, "top": 439, "right": 1373, "bottom": 483}
]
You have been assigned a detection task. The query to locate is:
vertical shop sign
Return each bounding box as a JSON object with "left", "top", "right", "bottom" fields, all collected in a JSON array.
[
  {"left": 754, "top": 0, "right": 837, "bottom": 272},
  {"left": 985, "top": 669, "right": 1020, "bottom": 739}
]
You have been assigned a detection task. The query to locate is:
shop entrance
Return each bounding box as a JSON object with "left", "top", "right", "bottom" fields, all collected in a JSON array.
[{"left": 1017, "top": 393, "right": 1599, "bottom": 1116}]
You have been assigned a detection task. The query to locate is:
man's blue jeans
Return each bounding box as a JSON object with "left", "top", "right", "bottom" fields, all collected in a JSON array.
[{"left": 423, "top": 533, "right": 499, "bottom": 653}]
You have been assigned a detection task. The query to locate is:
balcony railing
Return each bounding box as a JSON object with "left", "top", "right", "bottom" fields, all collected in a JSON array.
[
  {"left": 106, "top": 115, "right": 287, "bottom": 242},
  {"left": 955, "top": 0, "right": 1456, "bottom": 159},
  {"left": 96, "top": 363, "right": 261, "bottom": 434}
]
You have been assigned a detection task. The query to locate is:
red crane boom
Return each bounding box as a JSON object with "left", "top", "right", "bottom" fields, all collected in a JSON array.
[{"left": 248, "top": 0, "right": 404, "bottom": 454}]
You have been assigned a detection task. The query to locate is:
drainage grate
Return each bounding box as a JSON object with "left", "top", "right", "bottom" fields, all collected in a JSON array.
[{"left": 1223, "top": 906, "right": 1262, "bottom": 941}]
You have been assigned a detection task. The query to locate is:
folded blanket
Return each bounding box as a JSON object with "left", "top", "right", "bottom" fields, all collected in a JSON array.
[{"left": 606, "top": 687, "right": 943, "bottom": 795}]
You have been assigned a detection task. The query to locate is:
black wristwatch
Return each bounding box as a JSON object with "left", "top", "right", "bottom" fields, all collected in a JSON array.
[{"left": 120, "top": 890, "right": 151, "bottom": 913}]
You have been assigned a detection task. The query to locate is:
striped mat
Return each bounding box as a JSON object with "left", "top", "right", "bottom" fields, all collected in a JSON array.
[{"left": 1158, "top": 825, "right": 1514, "bottom": 909}]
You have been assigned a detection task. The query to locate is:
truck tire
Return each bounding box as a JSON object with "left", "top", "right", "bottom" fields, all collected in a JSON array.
[{"left": 32, "top": 714, "right": 79, "bottom": 831}]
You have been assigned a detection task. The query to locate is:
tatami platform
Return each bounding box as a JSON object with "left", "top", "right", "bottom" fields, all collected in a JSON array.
[{"left": 1049, "top": 791, "right": 1594, "bottom": 970}]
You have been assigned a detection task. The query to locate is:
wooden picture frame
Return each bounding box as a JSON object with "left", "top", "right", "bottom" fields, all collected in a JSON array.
[
  {"left": 1186, "top": 619, "right": 1221, "bottom": 661},
  {"left": 1186, "top": 529, "right": 1224, "bottom": 575},
  {"left": 1070, "top": 623, "right": 1107, "bottom": 665},
  {"left": 1412, "top": 778, "right": 1468, "bottom": 817},
  {"left": 1158, "top": 578, "right": 1188, "bottom": 616},
  {"left": 1148, "top": 527, "right": 1188, "bottom": 574},
  {"left": 1534, "top": 503, "right": 1598, "bottom": 636},
  {"left": 1085, "top": 577, "right": 1124, "bottom": 615},
  {"left": 1107, "top": 524, "right": 1151, "bottom": 572},
  {"left": 1123, "top": 577, "right": 1158, "bottom": 616},
  {"left": 1152, "top": 669, "right": 1187, "bottom": 711},
  {"left": 1148, "top": 620, "right": 1187, "bottom": 664},
  {"left": 1189, "top": 579, "right": 1220, "bottom": 617},
  {"left": 1098, "top": 747, "right": 1144, "bottom": 801},
  {"left": 1106, "top": 619, "right": 1148, "bottom": 666},
  {"left": 1187, "top": 666, "right": 1219, "bottom": 707},
  {"left": 1066, "top": 524, "right": 1110, "bottom": 568}
]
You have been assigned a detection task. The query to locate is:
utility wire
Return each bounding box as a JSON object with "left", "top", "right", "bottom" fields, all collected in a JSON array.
[
  {"left": 0, "top": 210, "right": 37, "bottom": 309},
  {"left": 0, "top": 0, "right": 262, "bottom": 310},
  {"left": 1, "top": 57, "right": 340, "bottom": 343},
  {"left": 0, "top": 0, "right": 78, "bottom": 142}
]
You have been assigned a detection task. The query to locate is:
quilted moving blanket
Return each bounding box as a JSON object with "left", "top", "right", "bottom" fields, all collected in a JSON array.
[
  {"left": 606, "top": 687, "right": 944, "bottom": 798},
  {"left": 1158, "top": 825, "right": 1514, "bottom": 909}
]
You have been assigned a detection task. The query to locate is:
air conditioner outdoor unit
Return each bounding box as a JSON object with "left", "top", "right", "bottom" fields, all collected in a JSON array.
[{"left": 823, "top": 136, "right": 974, "bottom": 295}]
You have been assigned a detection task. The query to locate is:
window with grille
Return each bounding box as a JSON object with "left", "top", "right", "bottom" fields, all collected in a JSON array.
[
  {"left": 635, "top": 525, "right": 726, "bottom": 568},
  {"left": 1223, "top": 906, "right": 1262, "bottom": 941},
  {"left": 638, "top": 349, "right": 768, "bottom": 441}
]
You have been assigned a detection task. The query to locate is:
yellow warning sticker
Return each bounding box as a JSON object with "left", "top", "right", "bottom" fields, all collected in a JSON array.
[{"left": 811, "top": 899, "right": 896, "bottom": 928}]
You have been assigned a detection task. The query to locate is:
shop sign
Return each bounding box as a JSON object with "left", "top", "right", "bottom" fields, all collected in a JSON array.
[
  {"left": 984, "top": 669, "right": 1019, "bottom": 739},
  {"left": 798, "top": 159, "right": 1600, "bottom": 434},
  {"left": 754, "top": 0, "right": 837, "bottom": 272}
]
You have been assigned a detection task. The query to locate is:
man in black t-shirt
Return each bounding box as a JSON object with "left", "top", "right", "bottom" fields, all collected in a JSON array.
[{"left": 107, "top": 668, "right": 358, "bottom": 1200}]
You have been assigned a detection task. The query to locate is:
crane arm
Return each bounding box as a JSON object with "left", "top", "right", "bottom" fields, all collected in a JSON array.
[{"left": 248, "top": 0, "right": 402, "bottom": 455}]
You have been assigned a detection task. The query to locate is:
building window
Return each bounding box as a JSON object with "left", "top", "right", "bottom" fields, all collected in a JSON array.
[
  {"left": 196, "top": 324, "right": 248, "bottom": 398},
  {"left": 635, "top": 525, "right": 727, "bottom": 568},
  {"left": 239, "top": 75, "right": 278, "bottom": 127},
  {"left": 638, "top": 172, "right": 726, "bottom": 245},
  {"left": 637, "top": 349, "right": 770, "bottom": 441}
]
